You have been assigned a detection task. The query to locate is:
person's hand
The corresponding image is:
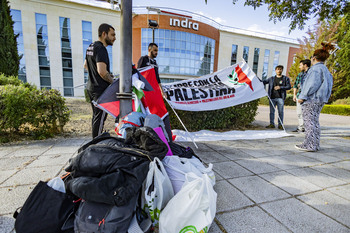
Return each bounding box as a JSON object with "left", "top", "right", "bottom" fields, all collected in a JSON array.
[
  {"left": 274, "top": 86, "right": 281, "bottom": 90},
  {"left": 297, "top": 99, "right": 304, "bottom": 104},
  {"left": 293, "top": 95, "right": 296, "bottom": 102}
]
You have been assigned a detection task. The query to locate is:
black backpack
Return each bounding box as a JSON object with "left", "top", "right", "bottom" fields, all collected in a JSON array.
[{"left": 74, "top": 196, "right": 137, "bottom": 233}]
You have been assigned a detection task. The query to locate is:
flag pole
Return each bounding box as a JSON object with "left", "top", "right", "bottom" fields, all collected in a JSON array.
[{"left": 164, "top": 98, "right": 198, "bottom": 149}]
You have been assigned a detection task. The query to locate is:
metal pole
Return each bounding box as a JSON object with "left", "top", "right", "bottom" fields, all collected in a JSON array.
[
  {"left": 118, "top": 0, "right": 133, "bottom": 120},
  {"left": 152, "top": 28, "right": 155, "bottom": 43}
]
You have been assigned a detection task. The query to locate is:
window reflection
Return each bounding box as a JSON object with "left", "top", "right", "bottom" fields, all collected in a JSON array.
[
  {"left": 36, "top": 13, "right": 51, "bottom": 89},
  {"left": 60, "top": 17, "right": 73, "bottom": 96},
  {"left": 11, "top": 9, "right": 26, "bottom": 82},
  {"left": 141, "top": 28, "right": 215, "bottom": 76}
]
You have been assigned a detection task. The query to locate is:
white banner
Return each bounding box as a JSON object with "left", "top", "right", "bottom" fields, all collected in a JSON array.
[{"left": 162, "top": 61, "right": 267, "bottom": 111}]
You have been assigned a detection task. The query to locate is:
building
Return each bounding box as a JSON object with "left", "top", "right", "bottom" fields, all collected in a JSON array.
[{"left": 9, "top": 0, "right": 299, "bottom": 97}]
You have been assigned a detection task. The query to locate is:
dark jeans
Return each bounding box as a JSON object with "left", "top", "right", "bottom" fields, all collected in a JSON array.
[
  {"left": 87, "top": 90, "right": 108, "bottom": 138},
  {"left": 269, "top": 98, "right": 284, "bottom": 126}
]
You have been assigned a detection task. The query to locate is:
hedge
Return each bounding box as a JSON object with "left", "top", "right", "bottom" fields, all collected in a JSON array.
[
  {"left": 0, "top": 75, "right": 70, "bottom": 140},
  {"left": 166, "top": 99, "right": 259, "bottom": 131},
  {"left": 321, "top": 104, "right": 350, "bottom": 116}
]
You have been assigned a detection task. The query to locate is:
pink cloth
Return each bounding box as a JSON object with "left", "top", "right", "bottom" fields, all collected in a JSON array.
[{"left": 153, "top": 127, "right": 172, "bottom": 156}]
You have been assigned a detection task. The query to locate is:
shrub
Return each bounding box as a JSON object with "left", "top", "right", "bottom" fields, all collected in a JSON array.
[
  {"left": 332, "top": 97, "right": 350, "bottom": 105},
  {"left": 321, "top": 105, "right": 350, "bottom": 116},
  {"left": 166, "top": 99, "right": 259, "bottom": 131},
  {"left": 0, "top": 82, "right": 70, "bottom": 140},
  {"left": 259, "top": 94, "right": 295, "bottom": 106}
]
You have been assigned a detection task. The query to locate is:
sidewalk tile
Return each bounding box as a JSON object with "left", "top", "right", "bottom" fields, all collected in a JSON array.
[
  {"left": 0, "top": 170, "right": 17, "bottom": 184},
  {"left": 197, "top": 151, "right": 230, "bottom": 163},
  {"left": 260, "top": 171, "right": 321, "bottom": 195},
  {"left": 327, "top": 184, "right": 350, "bottom": 201},
  {"left": 212, "top": 161, "right": 253, "bottom": 179},
  {"left": 1, "top": 166, "right": 64, "bottom": 187},
  {"left": 287, "top": 167, "right": 347, "bottom": 188},
  {"left": 220, "top": 149, "right": 255, "bottom": 161},
  {"left": 298, "top": 190, "right": 350, "bottom": 227},
  {"left": 332, "top": 161, "right": 350, "bottom": 171},
  {"left": 214, "top": 180, "right": 253, "bottom": 212},
  {"left": 26, "top": 154, "right": 73, "bottom": 168},
  {"left": 216, "top": 206, "right": 290, "bottom": 233},
  {"left": 0, "top": 185, "right": 35, "bottom": 214},
  {"left": 261, "top": 198, "right": 350, "bottom": 232},
  {"left": 0, "top": 157, "right": 34, "bottom": 171},
  {"left": 235, "top": 158, "right": 281, "bottom": 174},
  {"left": 228, "top": 176, "right": 290, "bottom": 203}
]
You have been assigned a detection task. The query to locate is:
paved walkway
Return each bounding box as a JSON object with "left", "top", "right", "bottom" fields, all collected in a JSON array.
[{"left": 0, "top": 107, "right": 349, "bottom": 233}]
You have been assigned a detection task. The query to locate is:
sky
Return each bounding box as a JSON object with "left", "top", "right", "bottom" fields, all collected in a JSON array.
[{"left": 132, "top": 0, "right": 317, "bottom": 41}]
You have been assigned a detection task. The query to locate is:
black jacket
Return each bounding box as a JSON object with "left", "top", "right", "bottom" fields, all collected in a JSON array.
[
  {"left": 263, "top": 75, "right": 291, "bottom": 100},
  {"left": 65, "top": 127, "right": 168, "bottom": 206}
]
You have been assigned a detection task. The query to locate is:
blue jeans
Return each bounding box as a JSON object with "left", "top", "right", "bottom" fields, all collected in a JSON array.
[{"left": 269, "top": 98, "right": 284, "bottom": 126}]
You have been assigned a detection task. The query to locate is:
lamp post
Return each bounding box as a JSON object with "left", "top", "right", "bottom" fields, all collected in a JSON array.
[
  {"left": 118, "top": 0, "right": 133, "bottom": 120},
  {"left": 148, "top": 19, "right": 158, "bottom": 43}
]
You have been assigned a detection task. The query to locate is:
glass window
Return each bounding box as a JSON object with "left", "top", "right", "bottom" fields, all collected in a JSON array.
[
  {"left": 272, "top": 51, "right": 280, "bottom": 76},
  {"left": 262, "top": 49, "right": 270, "bottom": 80},
  {"left": 60, "top": 17, "right": 73, "bottom": 96},
  {"left": 35, "top": 13, "right": 50, "bottom": 89},
  {"left": 11, "top": 9, "right": 26, "bottom": 82},
  {"left": 231, "top": 44, "right": 238, "bottom": 65},
  {"left": 243, "top": 46, "right": 249, "bottom": 63},
  {"left": 82, "top": 21, "right": 92, "bottom": 83},
  {"left": 253, "top": 48, "right": 260, "bottom": 74},
  {"left": 141, "top": 29, "right": 215, "bottom": 76}
]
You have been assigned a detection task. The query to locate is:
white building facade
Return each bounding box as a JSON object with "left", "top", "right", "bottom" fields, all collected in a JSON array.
[{"left": 9, "top": 0, "right": 299, "bottom": 97}]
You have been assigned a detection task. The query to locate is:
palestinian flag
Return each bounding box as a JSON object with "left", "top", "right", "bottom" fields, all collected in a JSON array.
[{"left": 139, "top": 66, "right": 168, "bottom": 119}]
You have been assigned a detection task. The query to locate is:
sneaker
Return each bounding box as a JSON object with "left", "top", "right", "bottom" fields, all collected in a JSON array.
[
  {"left": 278, "top": 125, "right": 283, "bottom": 130},
  {"left": 266, "top": 124, "right": 275, "bottom": 128},
  {"left": 295, "top": 145, "right": 315, "bottom": 152}
]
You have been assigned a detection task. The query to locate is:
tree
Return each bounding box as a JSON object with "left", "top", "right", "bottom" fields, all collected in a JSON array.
[
  {"left": 328, "top": 13, "right": 350, "bottom": 102},
  {"left": 0, "top": 0, "right": 20, "bottom": 76},
  {"left": 205, "top": 0, "right": 349, "bottom": 31},
  {"left": 288, "top": 14, "right": 350, "bottom": 102}
]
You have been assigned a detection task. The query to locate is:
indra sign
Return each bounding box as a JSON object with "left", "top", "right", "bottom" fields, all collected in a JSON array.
[{"left": 170, "top": 18, "right": 199, "bottom": 31}]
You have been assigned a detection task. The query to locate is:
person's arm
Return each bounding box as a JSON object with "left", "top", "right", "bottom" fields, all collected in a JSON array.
[
  {"left": 159, "top": 83, "right": 167, "bottom": 99},
  {"left": 84, "top": 59, "right": 88, "bottom": 70},
  {"left": 280, "top": 77, "right": 291, "bottom": 90},
  {"left": 298, "top": 69, "right": 322, "bottom": 102},
  {"left": 293, "top": 88, "right": 297, "bottom": 102},
  {"left": 97, "top": 62, "right": 113, "bottom": 84}
]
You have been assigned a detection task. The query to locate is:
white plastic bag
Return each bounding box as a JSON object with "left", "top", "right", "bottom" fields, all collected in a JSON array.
[
  {"left": 142, "top": 157, "right": 174, "bottom": 227},
  {"left": 47, "top": 177, "right": 65, "bottom": 193},
  {"left": 162, "top": 156, "right": 215, "bottom": 194},
  {"left": 159, "top": 173, "right": 217, "bottom": 233}
]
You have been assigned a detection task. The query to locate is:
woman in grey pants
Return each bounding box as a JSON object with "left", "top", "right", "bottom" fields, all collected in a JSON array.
[{"left": 295, "top": 42, "right": 334, "bottom": 152}]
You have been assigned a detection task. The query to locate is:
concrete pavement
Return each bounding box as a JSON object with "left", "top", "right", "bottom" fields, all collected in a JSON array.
[{"left": 0, "top": 106, "right": 350, "bottom": 233}]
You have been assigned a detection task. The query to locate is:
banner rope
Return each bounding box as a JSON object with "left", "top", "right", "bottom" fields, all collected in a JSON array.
[{"left": 164, "top": 98, "right": 199, "bottom": 149}]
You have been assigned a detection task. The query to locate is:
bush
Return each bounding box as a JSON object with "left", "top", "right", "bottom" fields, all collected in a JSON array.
[
  {"left": 166, "top": 99, "right": 259, "bottom": 131},
  {"left": 259, "top": 94, "right": 295, "bottom": 106},
  {"left": 332, "top": 97, "right": 350, "bottom": 105},
  {"left": 0, "top": 79, "right": 70, "bottom": 140},
  {"left": 321, "top": 104, "right": 350, "bottom": 116}
]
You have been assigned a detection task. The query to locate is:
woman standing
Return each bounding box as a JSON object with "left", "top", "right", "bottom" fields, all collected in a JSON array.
[{"left": 295, "top": 42, "right": 334, "bottom": 152}]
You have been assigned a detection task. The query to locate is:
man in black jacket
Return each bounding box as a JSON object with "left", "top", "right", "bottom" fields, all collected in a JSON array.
[
  {"left": 84, "top": 23, "right": 116, "bottom": 138},
  {"left": 263, "top": 65, "right": 291, "bottom": 130}
]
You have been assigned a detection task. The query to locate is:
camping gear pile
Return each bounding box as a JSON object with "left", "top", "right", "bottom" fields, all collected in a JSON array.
[{"left": 13, "top": 114, "right": 217, "bottom": 233}]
